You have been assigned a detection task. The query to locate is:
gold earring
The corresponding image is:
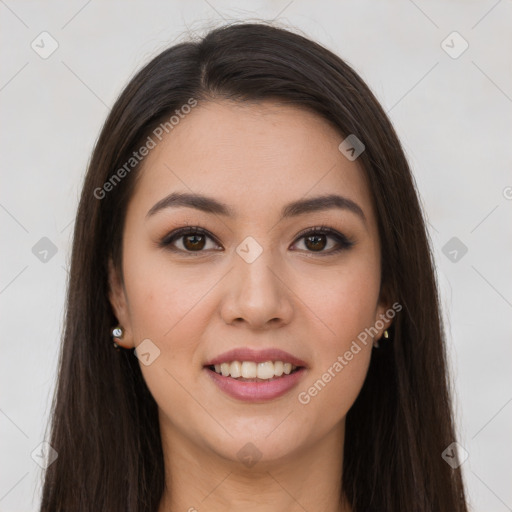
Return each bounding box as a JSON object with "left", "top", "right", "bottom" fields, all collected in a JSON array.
[{"left": 373, "top": 329, "right": 390, "bottom": 349}]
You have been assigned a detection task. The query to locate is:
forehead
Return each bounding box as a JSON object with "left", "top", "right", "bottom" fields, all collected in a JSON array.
[{"left": 130, "top": 99, "right": 375, "bottom": 225}]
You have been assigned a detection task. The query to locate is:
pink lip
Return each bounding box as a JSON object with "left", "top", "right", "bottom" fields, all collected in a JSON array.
[
  {"left": 205, "top": 367, "right": 307, "bottom": 402},
  {"left": 203, "top": 348, "right": 308, "bottom": 368}
]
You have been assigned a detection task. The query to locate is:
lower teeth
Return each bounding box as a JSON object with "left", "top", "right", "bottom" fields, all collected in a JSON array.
[{"left": 217, "top": 369, "right": 299, "bottom": 381}]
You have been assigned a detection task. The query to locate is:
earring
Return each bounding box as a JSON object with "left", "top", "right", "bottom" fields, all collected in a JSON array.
[
  {"left": 373, "top": 329, "right": 390, "bottom": 349},
  {"left": 112, "top": 326, "right": 124, "bottom": 350}
]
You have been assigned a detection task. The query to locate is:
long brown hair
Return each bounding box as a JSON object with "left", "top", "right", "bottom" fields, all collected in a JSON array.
[{"left": 39, "top": 21, "right": 468, "bottom": 511}]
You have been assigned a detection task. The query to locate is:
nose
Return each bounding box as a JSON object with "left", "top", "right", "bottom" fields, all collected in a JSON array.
[{"left": 220, "top": 249, "right": 294, "bottom": 330}]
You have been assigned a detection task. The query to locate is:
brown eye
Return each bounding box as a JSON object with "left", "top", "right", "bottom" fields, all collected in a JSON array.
[
  {"left": 293, "top": 227, "right": 354, "bottom": 255},
  {"left": 304, "top": 233, "right": 327, "bottom": 252},
  {"left": 182, "top": 233, "right": 206, "bottom": 251},
  {"left": 160, "top": 227, "right": 221, "bottom": 253},
  {"left": 160, "top": 225, "right": 354, "bottom": 256}
]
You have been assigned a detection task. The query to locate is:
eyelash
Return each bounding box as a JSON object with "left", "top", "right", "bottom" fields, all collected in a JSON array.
[{"left": 159, "top": 225, "right": 355, "bottom": 256}]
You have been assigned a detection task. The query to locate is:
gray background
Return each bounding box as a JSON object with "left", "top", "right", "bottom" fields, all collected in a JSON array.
[{"left": 1, "top": 1, "right": 511, "bottom": 510}]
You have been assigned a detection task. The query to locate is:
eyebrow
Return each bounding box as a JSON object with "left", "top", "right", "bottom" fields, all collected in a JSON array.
[{"left": 146, "top": 192, "right": 366, "bottom": 223}]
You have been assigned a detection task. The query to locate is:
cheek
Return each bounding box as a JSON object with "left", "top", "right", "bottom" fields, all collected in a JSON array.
[
  {"left": 295, "top": 282, "right": 375, "bottom": 430},
  {"left": 123, "top": 258, "right": 216, "bottom": 421},
  {"left": 123, "top": 249, "right": 219, "bottom": 343},
  {"left": 295, "top": 253, "right": 381, "bottom": 342},
  {"left": 122, "top": 250, "right": 222, "bottom": 401},
  {"left": 293, "top": 255, "right": 380, "bottom": 419}
]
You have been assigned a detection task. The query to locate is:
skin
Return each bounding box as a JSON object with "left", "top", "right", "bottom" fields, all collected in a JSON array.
[{"left": 109, "top": 99, "right": 392, "bottom": 512}]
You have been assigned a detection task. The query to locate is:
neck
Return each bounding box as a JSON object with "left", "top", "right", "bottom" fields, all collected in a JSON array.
[{"left": 157, "top": 418, "right": 351, "bottom": 512}]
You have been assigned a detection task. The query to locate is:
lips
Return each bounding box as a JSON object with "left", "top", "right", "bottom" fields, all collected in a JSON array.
[{"left": 203, "top": 347, "right": 308, "bottom": 402}]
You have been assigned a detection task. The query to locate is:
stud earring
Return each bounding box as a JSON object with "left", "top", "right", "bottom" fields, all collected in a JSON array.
[
  {"left": 373, "top": 329, "right": 390, "bottom": 349},
  {"left": 112, "top": 326, "right": 124, "bottom": 350}
]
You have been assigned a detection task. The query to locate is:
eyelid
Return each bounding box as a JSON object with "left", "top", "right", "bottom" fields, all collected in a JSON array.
[{"left": 293, "top": 225, "right": 354, "bottom": 244}]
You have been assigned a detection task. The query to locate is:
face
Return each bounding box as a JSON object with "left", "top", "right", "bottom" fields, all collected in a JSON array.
[{"left": 109, "top": 99, "right": 391, "bottom": 466}]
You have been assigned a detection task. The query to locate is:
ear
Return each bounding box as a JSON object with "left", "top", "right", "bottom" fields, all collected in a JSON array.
[
  {"left": 108, "top": 258, "right": 134, "bottom": 349},
  {"left": 374, "top": 281, "right": 394, "bottom": 339}
]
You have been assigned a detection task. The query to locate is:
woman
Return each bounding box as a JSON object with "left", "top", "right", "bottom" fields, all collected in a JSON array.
[{"left": 39, "top": 22, "right": 468, "bottom": 511}]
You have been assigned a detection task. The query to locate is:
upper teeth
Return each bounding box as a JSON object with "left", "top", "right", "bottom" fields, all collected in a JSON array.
[{"left": 213, "top": 361, "right": 297, "bottom": 379}]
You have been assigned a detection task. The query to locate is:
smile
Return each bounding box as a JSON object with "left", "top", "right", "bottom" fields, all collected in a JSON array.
[{"left": 203, "top": 347, "right": 308, "bottom": 401}]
